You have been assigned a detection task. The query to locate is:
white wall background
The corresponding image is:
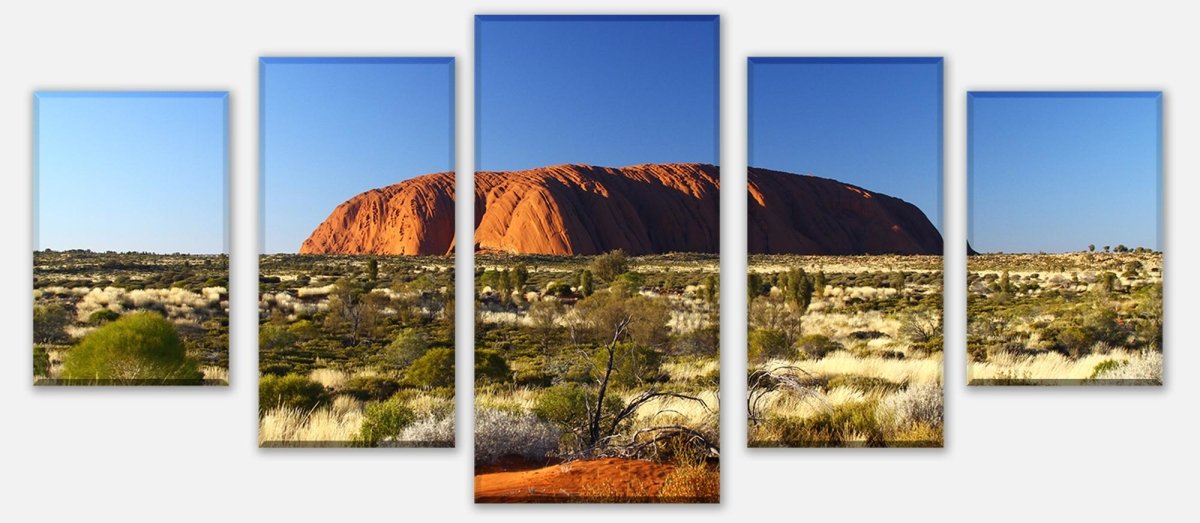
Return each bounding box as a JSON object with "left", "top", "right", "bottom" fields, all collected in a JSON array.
[{"left": 1, "top": 1, "right": 1195, "bottom": 521}]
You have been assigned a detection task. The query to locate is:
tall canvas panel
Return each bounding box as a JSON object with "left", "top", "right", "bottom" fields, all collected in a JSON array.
[
  {"left": 474, "top": 15, "right": 721, "bottom": 502},
  {"left": 259, "top": 58, "right": 456, "bottom": 446},
  {"left": 967, "top": 92, "right": 1163, "bottom": 385},
  {"left": 747, "top": 58, "right": 945, "bottom": 447},
  {"left": 34, "top": 91, "right": 230, "bottom": 386}
]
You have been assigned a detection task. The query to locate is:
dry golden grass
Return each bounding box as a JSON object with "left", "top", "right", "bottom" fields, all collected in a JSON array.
[
  {"left": 658, "top": 464, "right": 719, "bottom": 502},
  {"left": 200, "top": 365, "right": 228, "bottom": 383},
  {"left": 969, "top": 349, "right": 1160, "bottom": 382},
  {"left": 662, "top": 358, "right": 719, "bottom": 382},
  {"left": 259, "top": 396, "right": 364, "bottom": 445},
  {"left": 308, "top": 367, "right": 348, "bottom": 389},
  {"left": 765, "top": 351, "right": 943, "bottom": 385},
  {"left": 475, "top": 387, "right": 541, "bottom": 413}
]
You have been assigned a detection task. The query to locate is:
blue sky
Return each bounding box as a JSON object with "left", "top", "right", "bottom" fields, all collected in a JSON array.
[
  {"left": 476, "top": 15, "right": 719, "bottom": 171},
  {"left": 36, "top": 92, "right": 227, "bottom": 254},
  {"left": 261, "top": 58, "right": 454, "bottom": 253},
  {"left": 749, "top": 58, "right": 943, "bottom": 229},
  {"left": 969, "top": 92, "right": 1161, "bottom": 253}
]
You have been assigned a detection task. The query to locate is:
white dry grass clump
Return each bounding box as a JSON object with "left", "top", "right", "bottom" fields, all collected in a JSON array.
[
  {"left": 74, "top": 286, "right": 224, "bottom": 322},
  {"left": 878, "top": 384, "right": 943, "bottom": 430},
  {"left": 309, "top": 368, "right": 349, "bottom": 389},
  {"left": 668, "top": 307, "right": 712, "bottom": 334},
  {"left": 477, "top": 310, "right": 521, "bottom": 325},
  {"left": 474, "top": 409, "right": 561, "bottom": 464},
  {"left": 399, "top": 415, "right": 455, "bottom": 444},
  {"left": 201, "top": 366, "right": 229, "bottom": 383},
  {"left": 1094, "top": 350, "right": 1163, "bottom": 382},
  {"left": 297, "top": 284, "right": 335, "bottom": 297},
  {"left": 969, "top": 349, "right": 1152, "bottom": 382},
  {"left": 64, "top": 325, "right": 96, "bottom": 339},
  {"left": 408, "top": 394, "right": 454, "bottom": 419}
]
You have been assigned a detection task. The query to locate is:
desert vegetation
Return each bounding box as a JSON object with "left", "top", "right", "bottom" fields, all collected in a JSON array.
[
  {"left": 33, "top": 250, "right": 228, "bottom": 385},
  {"left": 474, "top": 251, "right": 719, "bottom": 502},
  {"left": 258, "top": 254, "right": 454, "bottom": 447},
  {"left": 747, "top": 254, "right": 944, "bottom": 447},
  {"left": 967, "top": 252, "right": 1163, "bottom": 385}
]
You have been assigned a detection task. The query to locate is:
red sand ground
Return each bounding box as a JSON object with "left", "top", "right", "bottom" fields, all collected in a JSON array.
[{"left": 474, "top": 457, "right": 678, "bottom": 503}]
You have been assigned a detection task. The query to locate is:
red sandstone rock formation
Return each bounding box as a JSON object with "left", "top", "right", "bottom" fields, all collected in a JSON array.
[{"left": 300, "top": 163, "right": 942, "bottom": 256}]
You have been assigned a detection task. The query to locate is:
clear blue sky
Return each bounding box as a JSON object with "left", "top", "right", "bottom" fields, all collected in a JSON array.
[
  {"left": 261, "top": 58, "right": 454, "bottom": 253},
  {"left": 749, "top": 58, "right": 943, "bottom": 229},
  {"left": 476, "top": 15, "right": 719, "bottom": 171},
  {"left": 36, "top": 92, "right": 227, "bottom": 254},
  {"left": 969, "top": 92, "right": 1161, "bottom": 253}
]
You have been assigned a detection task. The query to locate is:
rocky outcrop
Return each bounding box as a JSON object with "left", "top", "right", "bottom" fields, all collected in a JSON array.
[
  {"left": 300, "top": 163, "right": 943, "bottom": 256},
  {"left": 748, "top": 167, "right": 942, "bottom": 255}
]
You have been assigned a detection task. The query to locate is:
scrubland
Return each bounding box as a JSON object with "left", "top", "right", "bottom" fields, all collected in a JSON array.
[
  {"left": 747, "top": 254, "right": 944, "bottom": 447},
  {"left": 258, "top": 255, "right": 454, "bottom": 447},
  {"left": 33, "top": 250, "right": 228, "bottom": 385},
  {"left": 474, "top": 251, "right": 719, "bottom": 502},
  {"left": 967, "top": 252, "right": 1162, "bottom": 385}
]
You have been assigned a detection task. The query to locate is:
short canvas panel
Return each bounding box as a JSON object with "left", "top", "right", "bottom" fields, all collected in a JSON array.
[
  {"left": 746, "top": 58, "right": 945, "bottom": 447},
  {"left": 474, "top": 15, "right": 721, "bottom": 502},
  {"left": 258, "top": 57, "right": 456, "bottom": 446},
  {"left": 967, "top": 92, "right": 1163, "bottom": 386},
  {"left": 33, "top": 91, "right": 230, "bottom": 386}
]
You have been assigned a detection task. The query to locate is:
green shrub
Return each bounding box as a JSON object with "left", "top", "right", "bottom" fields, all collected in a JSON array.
[
  {"left": 61, "top": 312, "right": 201, "bottom": 383},
  {"left": 796, "top": 334, "right": 843, "bottom": 359},
  {"left": 34, "top": 346, "right": 50, "bottom": 377},
  {"left": 259, "top": 324, "right": 297, "bottom": 351},
  {"left": 532, "top": 383, "right": 626, "bottom": 447},
  {"left": 748, "top": 329, "right": 790, "bottom": 363},
  {"left": 591, "top": 342, "right": 663, "bottom": 389},
  {"left": 341, "top": 375, "right": 402, "bottom": 402},
  {"left": 404, "top": 348, "right": 454, "bottom": 389},
  {"left": 475, "top": 349, "right": 511, "bottom": 383},
  {"left": 378, "top": 329, "right": 429, "bottom": 371},
  {"left": 259, "top": 363, "right": 294, "bottom": 377},
  {"left": 762, "top": 401, "right": 884, "bottom": 447},
  {"left": 33, "top": 304, "right": 71, "bottom": 345},
  {"left": 356, "top": 396, "right": 416, "bottom": 446},
  {"left": 87, "top": 308, "right": 121, "bottom": 326},
  {"left": 259, "top": 373, "right": 327, "bottom": 412},
  {"left": 590, "top": 249, "right": 629, "bottom": 284}
]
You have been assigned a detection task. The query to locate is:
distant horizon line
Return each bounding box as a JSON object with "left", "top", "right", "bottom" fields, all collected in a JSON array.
[{"left": 35, "top": 248, "right": 228, "bottom": 256}]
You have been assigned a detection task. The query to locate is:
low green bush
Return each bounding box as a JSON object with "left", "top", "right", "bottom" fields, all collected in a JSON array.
[
  {"left": 34, "top": 346, "right": 50, "bottom": 377},
  {"left": 796, "top": 334, "right": 843, "bottom": 359},
  {"left": 87, "top": 308, "right": 120, "bottom": 326},
  {"left": 259, "top": 373, "right": 327, "bottom": 412},
  {"left": 475, "top": 349, "right": 512, "bottom": 383},
  {"left": 356, "top": 396, "right": 416, "bottom": 446},
  {"left": 341, "top": 375, "right": 402, "bottom": 402},
  {"left": 404, "top": 348, "right": 454, "bottom": 389},
  {"left": 748, "top": 329, "right": 790, "bottom": 363},
  {"left": 61, "top": 312, "right": 202, "bottom": 383}
]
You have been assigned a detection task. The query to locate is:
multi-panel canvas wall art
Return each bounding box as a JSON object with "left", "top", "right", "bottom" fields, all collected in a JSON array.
[
  {"left": 474, "top": 15, "right": 720, "bottom": 502},
  {"left": 259, "top": 58, "right": 456, "bottom": 446},
  {"left": 33, "top": 92, "right": 230, "bottom": 386},
  {"left": 967, "top": 92, "right": 1163, "bottom": 385},
  {"left": 747, "top": 58, "right": 945, "bottom": 447}
]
